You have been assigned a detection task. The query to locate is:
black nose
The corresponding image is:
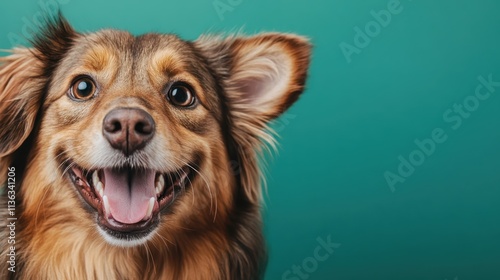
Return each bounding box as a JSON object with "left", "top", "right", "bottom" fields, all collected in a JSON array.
[{"left": 103, "top": 108, "right": 155, "bottom": 156}]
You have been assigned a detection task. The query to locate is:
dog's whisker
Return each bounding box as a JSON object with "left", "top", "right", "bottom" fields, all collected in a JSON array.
[
  {"left": 185, "top": 171, "right": 196, "bottom": 209},
  {"left": 182, "top": 160, "right": 217, "bottom": 223},
  {"left": 34, "top": 161, "right": 76, "bottom": 228},
  {"left": 143, "top": 243, "right": 156, "bottom": 274},
  {"left": 56, "top": 156, "right": 71, "bottom": 172},
  {"left": 61, "top": 161, "right": 77, "bottom": 177},
  {"left": 163, "top": 154, "right": 195, "bottom": 206},
  {"left": 153, "top": 231, "right": 174, "bottom": 249}
]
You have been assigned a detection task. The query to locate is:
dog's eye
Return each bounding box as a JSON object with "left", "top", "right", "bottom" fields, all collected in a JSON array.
[
  {"left": 69, "top": 77, "right": 97, "bottom": 101},
  {"left": 167, "top": 83, "right": 196, "bottom": 107}
]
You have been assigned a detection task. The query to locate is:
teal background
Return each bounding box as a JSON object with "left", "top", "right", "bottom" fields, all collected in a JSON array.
[{"left": 1, "top": 0, "right": 500, "bottom": 279}]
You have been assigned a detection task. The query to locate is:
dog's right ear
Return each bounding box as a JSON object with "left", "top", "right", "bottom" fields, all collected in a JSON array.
[
  {"left": 0, "top": 48, "right": 44, "bottom": 158},
  {"left": 0, "top": 14, "right": 77, "bottom": 159}
]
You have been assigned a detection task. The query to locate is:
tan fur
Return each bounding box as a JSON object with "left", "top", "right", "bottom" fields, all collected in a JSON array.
[{"left": 0, "top": 16, "right": 310, "bottom": 279}]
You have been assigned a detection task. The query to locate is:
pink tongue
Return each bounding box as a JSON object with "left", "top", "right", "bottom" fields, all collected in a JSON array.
[{"left": 103, "top": 168, "right": 156, "bottom": 224}]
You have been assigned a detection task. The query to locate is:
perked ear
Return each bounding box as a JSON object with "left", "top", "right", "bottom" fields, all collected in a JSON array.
[
  {"left": 195, "top": 33, "right": 311, "bottom": 202},
  {"left": 197, "top": 33, "right": 311, "bottom": 118},
  {"left": 223, "top": 33, "right": 311, "bottom": 119}
]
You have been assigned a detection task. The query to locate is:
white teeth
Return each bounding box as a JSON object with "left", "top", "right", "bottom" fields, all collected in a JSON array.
[
  {"left": 92, "top": 171, "right": 104, "bottom": 197},
  {"left": 145, "top": 197, "right": 155, "bottom": 219},
  {"left": 155, "top": 175, "right": 165, "bottom": 196},
  {"left": 103, "top": 195, "right": 111, "bottom": 218},
  {"left": 95, "top": 182, "right": 104, "bottom": 197},
  {"left": 92, "top": 171, "right": 99, "bottom": 186}
]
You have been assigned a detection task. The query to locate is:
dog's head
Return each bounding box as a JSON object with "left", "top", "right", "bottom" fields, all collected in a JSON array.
[{"left": 0, "top": 15, "right": 310, "bottom": 247}]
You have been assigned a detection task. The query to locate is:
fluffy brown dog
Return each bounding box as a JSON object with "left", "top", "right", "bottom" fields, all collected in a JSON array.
[{"left": 0, "top": 15, "right": 310, "bottom": 279}]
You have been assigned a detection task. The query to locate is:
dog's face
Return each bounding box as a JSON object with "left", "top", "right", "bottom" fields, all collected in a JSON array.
[
  {"left": 0, "top": 17, "right": 310, "bottom": 247},
  {"left": 46, "top": 30, "right": 228, "bottom": 245}
]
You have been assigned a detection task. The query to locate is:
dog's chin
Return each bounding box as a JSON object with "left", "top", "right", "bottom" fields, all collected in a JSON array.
[{"left": 64, "top": 160, "right": 192, "bottom": 247}]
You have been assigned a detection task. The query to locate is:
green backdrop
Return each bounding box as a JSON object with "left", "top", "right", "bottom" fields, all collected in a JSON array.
[{"left": 1, "top": 0, "right": 499, "bottom": 279}]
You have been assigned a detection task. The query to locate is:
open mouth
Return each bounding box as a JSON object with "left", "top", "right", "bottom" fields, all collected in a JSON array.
[{"left": 66, "top": 162, "right": 191, "bottom": 240}]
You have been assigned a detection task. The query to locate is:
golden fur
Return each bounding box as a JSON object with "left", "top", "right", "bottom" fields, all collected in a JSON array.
[{"left": 0, "top": 15, "right": 310, "bottom": 279}]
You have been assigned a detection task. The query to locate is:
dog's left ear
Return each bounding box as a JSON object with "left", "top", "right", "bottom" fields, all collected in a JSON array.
[
  {"left": 195, "top": 33, "right": 311, "bottom": 202},
  {"left": 197, "top": 33, "right": 311, "bottom": 119}
]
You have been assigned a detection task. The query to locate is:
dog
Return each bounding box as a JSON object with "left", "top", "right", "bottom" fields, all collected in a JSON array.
[{"left": 0, "top": 14, "right": 310, "bottom": 279}]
